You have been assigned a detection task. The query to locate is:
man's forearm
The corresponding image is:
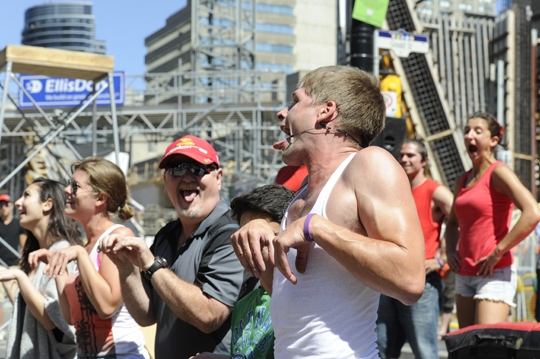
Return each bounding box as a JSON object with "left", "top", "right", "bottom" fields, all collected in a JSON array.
[
  {"left": 151, "top": 267, "right": 231, "bottom": 333},
  {"left": 121, "top": 268, "right": 155, "bottom": 326}
]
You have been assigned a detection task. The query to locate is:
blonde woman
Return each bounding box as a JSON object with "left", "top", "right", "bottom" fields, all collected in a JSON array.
[{"left": 45, "top": 157, "right": 149, "bottom": 359}]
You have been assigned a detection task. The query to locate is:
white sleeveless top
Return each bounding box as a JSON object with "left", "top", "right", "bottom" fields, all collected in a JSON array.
[
  {"left": 67, "top": 224, "right": 149, "bottom": 358},
  {"left": 271, "top": 153, "right": 380, "bottom": 359}
]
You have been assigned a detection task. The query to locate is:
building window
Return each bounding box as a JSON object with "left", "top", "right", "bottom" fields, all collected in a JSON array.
[
  {"left": 458, "top": 3, "right": 473, "bottom": 10},
  {"left": 256, "top": 42, "right": 293, "bottom": 54},
  {"left": 256, "top": 23, "right": 293, "bottom": 35},
  {"left": 417, "top": 8, "right": 434, "bottom": 15},
  {"left": 256, "top": 62, "right": 293, "bottom": 73},
  {"left": 257, "top": 3, "right": 293, "bottom": 15},
  {"left": 440, "top": 0, "right": 451, "bottom": 7}
]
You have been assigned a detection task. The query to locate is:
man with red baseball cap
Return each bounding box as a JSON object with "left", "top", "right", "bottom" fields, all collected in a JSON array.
[
  {"left": 101, "top": 135, "right": 253, "bottom": 359},
  {"left": 158, "top": 135, "right": 220, "bottom": 169},
  {"left": 0, "top": 194, "right": 26, "bottom": 267}
]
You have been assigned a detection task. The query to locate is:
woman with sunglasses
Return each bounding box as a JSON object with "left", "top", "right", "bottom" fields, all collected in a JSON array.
[
  {"left": 44, "top": 157, "right": 149, "bottom": 359},
  {"left": 0, "top": 178, "right": 82, "bottom": 359},
  {"left": 446, "top": 112, "right": 540, "bottom": 328}
]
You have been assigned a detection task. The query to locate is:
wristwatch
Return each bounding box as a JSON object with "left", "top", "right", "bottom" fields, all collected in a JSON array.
[{"left": 143, "top": 256, "right": 168, "bottom": 280}]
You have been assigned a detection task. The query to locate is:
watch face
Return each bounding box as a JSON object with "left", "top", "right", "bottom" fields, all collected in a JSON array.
[{"left": 231, "top": 354, "right": 246, "bottom": 359}]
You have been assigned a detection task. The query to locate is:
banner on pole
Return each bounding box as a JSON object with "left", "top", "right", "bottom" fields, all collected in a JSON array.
[{"left": 352, "top": 0, "right": 389, "bottom": 28}]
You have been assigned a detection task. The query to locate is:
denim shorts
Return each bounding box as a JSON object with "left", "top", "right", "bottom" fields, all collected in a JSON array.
[{"left": 455, "top": 265, "right": 517, "bottom": 307}]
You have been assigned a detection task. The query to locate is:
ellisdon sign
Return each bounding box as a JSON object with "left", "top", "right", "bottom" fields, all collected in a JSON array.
[{"left": 18, "top": 72, "right": 125, "bottom": 108}]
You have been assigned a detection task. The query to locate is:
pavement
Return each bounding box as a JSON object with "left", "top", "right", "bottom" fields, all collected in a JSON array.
[
  {"left": 0, "top": 301, "right": 454, "bottom": 359},
  {"left": 400, "top": 339, "right": 450, "bottom": 359},
  {"left": 0, "top": 300, "right": 11, "bottom": 359}
]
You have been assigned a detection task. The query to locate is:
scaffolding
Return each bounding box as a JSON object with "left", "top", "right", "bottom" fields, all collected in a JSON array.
[
  {"left": 385, "top": 0, "right": 469, "bottom": 187},
  {"left": 0, "top": 45, "right": 120, "bottom": 190},
  {"left": 0, "top": 68, "right": 288, "bottom": 202},
  {"left": 0, "top": 0, "right": 287, "bottom": 203},
  {"left": 190, "top": 0, "right": 256, "bottom": 104}
]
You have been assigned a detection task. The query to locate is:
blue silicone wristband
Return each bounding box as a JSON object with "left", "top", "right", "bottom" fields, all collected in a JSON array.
[
  {"left": 437, "top": 256, "right": 444, "bottom": 268},
  {"left": 304, "top": 213, "right": 315, "bottom": 242}
]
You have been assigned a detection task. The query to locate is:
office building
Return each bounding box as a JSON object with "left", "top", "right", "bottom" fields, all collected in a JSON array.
[
  {"left": 144, "top": 0, "right": 337, "bottom": 104},
  {"left": 416, "top": 0, "right": 497, "bottom": 16},
  {"left": 22, "top": 2, "right": 106, "bottom": 54}
]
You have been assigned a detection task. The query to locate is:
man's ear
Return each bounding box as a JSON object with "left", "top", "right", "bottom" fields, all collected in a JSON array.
[{"left": 317, "top": 100, "right": 338, "bottom": 126}]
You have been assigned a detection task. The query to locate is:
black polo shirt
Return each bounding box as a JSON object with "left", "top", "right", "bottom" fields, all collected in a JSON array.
[{"left": 146, "top": 199, "right": 251, "bottom": 359}]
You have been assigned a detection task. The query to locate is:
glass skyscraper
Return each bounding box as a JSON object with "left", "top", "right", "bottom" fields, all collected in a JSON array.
[{"left": 21, "top": 2, "right": 106, "bottom": 54}]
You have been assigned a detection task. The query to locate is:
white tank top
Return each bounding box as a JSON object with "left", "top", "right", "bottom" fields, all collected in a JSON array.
[
  {"left": 271, "top": 153, "right": 380, "bottom": 359},
  {"left": 68, "top": 224, "right": 149, "bottom": 358}
]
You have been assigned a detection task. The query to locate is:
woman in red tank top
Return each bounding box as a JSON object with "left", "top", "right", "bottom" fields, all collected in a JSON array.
[{"left": 445, "top": 111, "right": 540, "bottom": 329}]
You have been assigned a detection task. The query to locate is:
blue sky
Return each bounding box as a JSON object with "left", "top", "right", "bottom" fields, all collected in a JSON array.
[{"left": 0, "top": 0, "right": 187, "bottom": 75}]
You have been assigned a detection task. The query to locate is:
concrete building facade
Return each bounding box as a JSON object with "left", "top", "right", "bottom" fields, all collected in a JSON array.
[
  {"left": 144, "top": 0, "right": 337, "bottom": 83},
  {"left": 416, "top": 0, "right": 497, "bottom": 16}
]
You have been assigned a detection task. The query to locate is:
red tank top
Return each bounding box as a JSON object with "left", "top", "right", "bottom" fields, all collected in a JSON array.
[
  {"left": 412, "top": 179, "right": 443, "bottom": 260},
  {"left": 454, "top": 161, "right": 514, "bottom": 276}
]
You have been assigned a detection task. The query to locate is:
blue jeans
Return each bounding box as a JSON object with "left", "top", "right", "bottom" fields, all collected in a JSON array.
[{"left": 376, "top": 272, "right": 441, "bottom": 359}]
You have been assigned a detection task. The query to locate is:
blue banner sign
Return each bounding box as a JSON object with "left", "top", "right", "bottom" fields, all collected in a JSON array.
[
  {"left": 18, "top": 72, "right": 125, "bottom": 108},
  {"left": 377, "top": 30, "right": 429, "bottom": 58}
]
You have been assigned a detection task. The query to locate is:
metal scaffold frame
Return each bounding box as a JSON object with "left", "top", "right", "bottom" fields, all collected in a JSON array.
[
  {"left": 0, "top": 68, "right": 288, "bottom": 201},
  {"left": 0, "top": 45, "right": 121, "bottom": 188},
  {"left": 385, "top": 0, "right": 469, "bottom": 187},
  {"left": 0, "top": 0, "right": 286, "bottom": 202},
  {"left": 191, "top": 0, "right": 256, "bottom": 104}
]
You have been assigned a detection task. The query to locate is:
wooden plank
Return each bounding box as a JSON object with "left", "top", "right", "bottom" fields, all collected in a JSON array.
[
  {"left": 470, "top": 32, "right": 480, "bottom": 112},
  {"left": 437, "top": 13, "right": 447, "bottom": 97},
  {"left": 451, "top": 16, "right": 461, "bottom": 123},
  {"left": 457, "top": 20, "right": 467, "bottom": 125},
  {"left": 444, "top": 15, "right": 454, "bottom": 113},
  {"left": 463, "top": 29, "right": 474, "bottom": 115},
  {"left": 475, "top": 20, "right": 485, "bottom": 111},
  {"left": 0, "top": 45, "right": 114, "bottom": 80}
]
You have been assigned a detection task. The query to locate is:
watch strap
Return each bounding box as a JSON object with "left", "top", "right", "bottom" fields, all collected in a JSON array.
[{"left": 143, "top": 256, "right": 168, "bottom": 280}]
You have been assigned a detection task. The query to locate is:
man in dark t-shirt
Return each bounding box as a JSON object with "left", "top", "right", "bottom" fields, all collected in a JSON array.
[
  {"left": 101, "top": 135, "right": 252, "bottom": 359},
  {"left": 0, "top": 194, "right": 26, "bottom": 267}
]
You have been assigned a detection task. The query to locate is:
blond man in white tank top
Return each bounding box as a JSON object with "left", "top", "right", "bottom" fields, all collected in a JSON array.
[{"left": 231, "top": 66, "right": 426, "bottom": 359}]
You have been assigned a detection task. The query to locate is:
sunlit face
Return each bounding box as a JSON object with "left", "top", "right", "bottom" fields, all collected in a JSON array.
[
  {"left": 64, "top": 169, "right": 97, "bottom": 220},
  {"left": 163, "top": 157, "right": 222, "bottom": 221},
  {"left": 273, "top": 88, "right": 320, "bottom": 163},
  {"left": 15, "top": 184, "right": 48, "bottom": 231},
  {"left": 463, "top": 117, "right": 497, "bottom": 160},
  {"left": 399, "top": 143, "right": 426, "bottom": 179}
]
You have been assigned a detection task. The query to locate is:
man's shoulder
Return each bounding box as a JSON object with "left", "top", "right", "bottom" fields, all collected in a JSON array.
[
  {"left": 424, "top": 178, "right": 443, "bottom": 191},
  {"left": 347, "top": 146, "right": 398, "bottom": 169},
  {"left": 343, "top": 147, "right": 405, "bottom": 185},
  {"left": 152, "top": 219, "right": 181, "bottom": 249},
  {"left": 206, "top": 209, "right": 239, "bottom": 243}
]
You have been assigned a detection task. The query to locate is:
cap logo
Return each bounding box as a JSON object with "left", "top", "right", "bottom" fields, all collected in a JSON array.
[{"left": 178, "top": 138, "right": 195, "bottom": 146}]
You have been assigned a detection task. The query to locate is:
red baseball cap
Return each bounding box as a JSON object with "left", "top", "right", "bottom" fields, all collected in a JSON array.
[
  {"left": 0, "top": 194, "right": 11, "bottom": 203},
  {"left": 159, "top": 135, "right": 220, "bottom": 169}
]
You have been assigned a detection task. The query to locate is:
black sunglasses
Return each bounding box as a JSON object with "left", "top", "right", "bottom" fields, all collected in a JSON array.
[
  {"left": 166, "top": 163, "right": 217, "bottom": 177},
  {"left": 66, "top": 179, "right": 81, "bottom": 195}
]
